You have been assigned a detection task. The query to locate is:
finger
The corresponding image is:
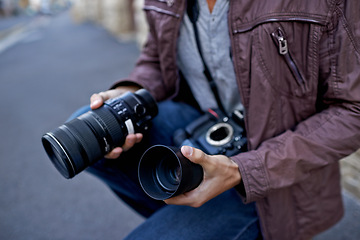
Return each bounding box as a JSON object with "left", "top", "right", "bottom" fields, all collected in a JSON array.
[
  {"left": 90, "top": 89, "right": 120, "bottom": 109},
  {"left": 122, "top": 134, "right": 140, "bottom": 152},
  {"left": 90, "top": 93, "right": 105, "bottom": 109},
  {"left": 181, "top": 146, "right": 207, "bottom": 165},
  {"left": 90, "top": 87, "right": 141, "bottom": 110},
  {"left": 164, "top": 194, "right": 190, "bottom": 206},
  {"left": 134, "top": 133, "right": 143, "bottom": 143},
  {"left": 164, "top": 189, "right": 205, "bottom": 208},
  {"left": 104, "top": 147, "right": 123, "bottom": 159}
]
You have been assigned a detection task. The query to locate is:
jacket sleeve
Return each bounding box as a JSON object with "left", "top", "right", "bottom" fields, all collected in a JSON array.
[
  {"left": 232, "top": 1, "right": 360, "bottom": 203},
  {"left": 110, "top": 15, "right": 168, "bottom": 102}
]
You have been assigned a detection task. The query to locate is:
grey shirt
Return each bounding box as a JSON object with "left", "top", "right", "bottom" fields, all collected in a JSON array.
[{"left": 177, "top": 0, "right": 243, "bottom": 114}]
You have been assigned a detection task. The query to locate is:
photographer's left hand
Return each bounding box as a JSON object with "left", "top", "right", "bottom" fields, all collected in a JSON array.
[{"left": 164, "top": 146, "right": 241, "bottom": 207}]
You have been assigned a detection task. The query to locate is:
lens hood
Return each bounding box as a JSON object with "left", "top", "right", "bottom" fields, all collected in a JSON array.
[{"left": 138, "top": 145, "right": 203, "bottom": 200}]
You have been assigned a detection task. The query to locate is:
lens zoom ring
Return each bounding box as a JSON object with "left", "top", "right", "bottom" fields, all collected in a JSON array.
[{"left": 92, "top": 107, "right": 124, "bottom": 145}]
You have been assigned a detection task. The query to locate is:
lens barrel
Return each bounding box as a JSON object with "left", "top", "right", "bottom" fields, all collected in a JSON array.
[
  {"left": 138, "top": 145, "right": 203, "bottom": 200},
  {"left": 42, "top": 89, "right": 158, "bottom": 179}
]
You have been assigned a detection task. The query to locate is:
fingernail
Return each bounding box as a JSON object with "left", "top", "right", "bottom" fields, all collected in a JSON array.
[
  {"left": 92, "top": 99, "right": 101, "bottom": 107},
  {"left": 182, "top": 146, "right": 193, "bottom": 157}
]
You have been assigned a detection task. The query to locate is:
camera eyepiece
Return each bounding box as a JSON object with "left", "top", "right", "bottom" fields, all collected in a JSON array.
[{"left": 42, "top": 89, "right": 158, "bottom": 179}]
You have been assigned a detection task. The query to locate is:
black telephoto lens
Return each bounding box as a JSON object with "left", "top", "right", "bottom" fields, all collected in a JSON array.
[
  {"left": 42, "top": 89, "right": 158, "bottom": 179},
  {"left": 138, "top": 145, "right": 203, "bottom": 200}
]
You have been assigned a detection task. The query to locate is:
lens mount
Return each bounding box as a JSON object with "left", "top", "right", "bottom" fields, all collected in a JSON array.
[{"left": 205, "top": 122, "right": 234, "bottom": 147}]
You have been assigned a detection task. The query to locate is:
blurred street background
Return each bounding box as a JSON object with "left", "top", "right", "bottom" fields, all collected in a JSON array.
[{"left": 0, "top": 0, "right": 359, "bottom": 239}]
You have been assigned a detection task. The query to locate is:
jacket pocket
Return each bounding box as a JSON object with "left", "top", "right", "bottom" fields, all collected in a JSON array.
[
  {"left": 271, "top": 27, "right": 306, "bottom": 92},
  {"left": 249, "top": 21, "right": 323, "bottom": 98}
]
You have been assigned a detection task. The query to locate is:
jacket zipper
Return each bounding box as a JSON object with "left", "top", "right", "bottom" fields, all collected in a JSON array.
[{"left": 271, "top": 27, "right": 305, "bottom": 87}]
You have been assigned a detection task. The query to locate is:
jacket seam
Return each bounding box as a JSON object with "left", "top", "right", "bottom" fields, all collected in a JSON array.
[
  {"left": 335, "top": 7, "right": 360, "bottom": 54},
  {"left": 143, "top": 5, "right": 181, "bottom": 18},
  {"left": 332, "top": 32, "right": 341, "bottom": 97},
  {"left": 170, "top": 0, "right": 185, "bottom": 99},
  {"left": 300, "top": 107, "right": 342, "bottom": 139},
  {"left": 310, "top": 25, "right": 321, "bottom": 95},
  {"left": 233, "top": 13, "right": 327, "bottom": 33},
  {"left": 326, "top": 17, "right": 340, "bottom": 98},
  {"left": 255, "top": 151, "right": 270, "bottom": 195}
]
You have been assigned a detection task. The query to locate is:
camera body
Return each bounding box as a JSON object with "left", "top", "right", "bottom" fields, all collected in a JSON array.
[{"left": 174, "top": 109, "right": 247, "bottom": 156}]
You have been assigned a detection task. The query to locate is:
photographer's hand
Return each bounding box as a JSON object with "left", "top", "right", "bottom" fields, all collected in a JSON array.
[
  {"left": 90, "top": 85, "right": 142, "bottom": 159},
  {"left": 164, "top": 146, "right": 242, "bottom": 207}
]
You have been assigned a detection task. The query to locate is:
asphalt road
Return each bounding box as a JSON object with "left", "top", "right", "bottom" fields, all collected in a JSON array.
[{"left": 0, "top": 11, "right": 143, "bottom": 240}]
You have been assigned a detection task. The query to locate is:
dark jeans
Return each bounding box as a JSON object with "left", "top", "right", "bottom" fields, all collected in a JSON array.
[{"left": 69, "top": 101, "right": 261, "bottom": 240}]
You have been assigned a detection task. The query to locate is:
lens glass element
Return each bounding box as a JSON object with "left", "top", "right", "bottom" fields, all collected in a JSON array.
[{"left": 154, "top": 158, "right": 180, "bottom": 192}]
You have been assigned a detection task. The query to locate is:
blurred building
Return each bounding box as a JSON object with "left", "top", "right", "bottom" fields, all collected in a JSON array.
[
  {"left": 341, "top": 151, "right": 360, "bottom": 199},
  {"left": 0, "top": 0, "right": 23, "bottom": 16},
  {"left": 0, "top": 0, "right": 70, "bottom": 16},
  {"left": 71, "top": 0, "right": 148, "bottom": 47}
]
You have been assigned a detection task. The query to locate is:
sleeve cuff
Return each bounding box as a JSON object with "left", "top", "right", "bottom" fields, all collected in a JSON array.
[{"left": 231, "top": 150, "right": 270, "bottom": 203}]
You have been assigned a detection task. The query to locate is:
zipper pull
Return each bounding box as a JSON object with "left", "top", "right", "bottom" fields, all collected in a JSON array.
[
  {"left": 278, "top": 36, "right": 288, "bottom": 55},
  {"left": 272, "top": 29, "right": 288, "bottom": 55},
  {"left": 167, "top": 0, "right": 174, "bottom": 7}
]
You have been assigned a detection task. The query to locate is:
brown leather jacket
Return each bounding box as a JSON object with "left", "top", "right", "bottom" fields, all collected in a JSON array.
[{"left": 112, "top": 0, "right": 360, "bottom": 239}]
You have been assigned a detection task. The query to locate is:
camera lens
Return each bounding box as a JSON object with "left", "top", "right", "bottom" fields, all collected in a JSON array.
[
  {"left": 138, "top": 145, "right": 203, "bottom": 200},
  {"left": 155, "top": 158, "right": 181, "bottom": 192},
  {"left": 42, "top": 89, "right": 158, "bottom": 179}
]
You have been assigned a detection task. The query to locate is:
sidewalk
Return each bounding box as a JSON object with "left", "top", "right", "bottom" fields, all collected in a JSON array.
[
  {"left": 0, "top": 15, "right": 32, "bottom": 39},
  {"left": 0, "top": 14, "right": 51, "bottom": 54}
]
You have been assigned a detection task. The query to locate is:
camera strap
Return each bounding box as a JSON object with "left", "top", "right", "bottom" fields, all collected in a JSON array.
[{"left": 187, "top": 0, "right": 227, "bottom": 116}]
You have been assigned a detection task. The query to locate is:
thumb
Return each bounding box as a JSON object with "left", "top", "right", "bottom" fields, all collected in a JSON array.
[
  {"left": 181, "top": 146, "right": 208, "bottom": 165},
  {"left": 90, "top": 93, "right": 105, "bottom": 109}
]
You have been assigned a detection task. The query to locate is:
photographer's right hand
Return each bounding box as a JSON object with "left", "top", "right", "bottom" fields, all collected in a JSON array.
[
  {"left": 90, "top": 86, "right": 142, "bottom": 159},
  {"left": 90, "top": 85, "right": 141, "bottom": 109}
]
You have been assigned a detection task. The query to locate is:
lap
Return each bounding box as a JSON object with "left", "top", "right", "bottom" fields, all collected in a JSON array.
[
  {"left": 69, "top": 100, "right": 260, "bottom": 239},
  {"left": 125, "top": 189, "right": 260, "bottom": 240}
]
